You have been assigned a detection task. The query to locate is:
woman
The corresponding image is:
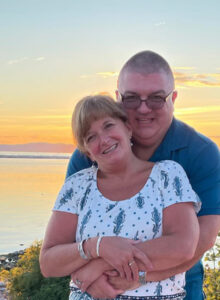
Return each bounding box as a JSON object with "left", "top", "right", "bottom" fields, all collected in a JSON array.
[{"left": 40, "top": 95, "right": 200, "bottom": 300}]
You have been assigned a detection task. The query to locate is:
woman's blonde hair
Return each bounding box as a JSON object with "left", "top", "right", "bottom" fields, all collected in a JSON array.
[{"left": 72, "top": 95, "right": 128, "bottom": 153}]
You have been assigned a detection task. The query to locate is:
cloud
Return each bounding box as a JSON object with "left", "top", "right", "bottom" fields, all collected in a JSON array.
[
  {"left": 80, "top": 72, "right": 119, "bottom": 79},
  {"left": 173, "top": 67, "right": 196, "bottom": 70},
  {"left": 8, "top": 56, "right": 45, "bottom": 65},
  {"left": 174, "top": 71, "right": 220, "bottom": 87},
  {"left": 175, "top": 105, "right": 220, "bottom": 116},
  {"left": 80, "top": 75, "right": 92, "bottom": 79},
  {"left": 154, "top": 22, "right": 166, "bottom": 26},
  {"left": 35, "top": 56, "right": 45, "bottom": 61},
  {"left": 96, "top": 72, "right": 119, "bottom": 78},
  {"left": 8, "top": 57, "right": 28, "bottom": 65}
]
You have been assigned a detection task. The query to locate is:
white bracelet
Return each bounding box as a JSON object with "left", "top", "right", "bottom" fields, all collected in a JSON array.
[
  {"left": 78, "top": 239, "right": 91, "bottom": 260},
  {"left": 96, "top": 236, "right": 103, "bottom": 257}
]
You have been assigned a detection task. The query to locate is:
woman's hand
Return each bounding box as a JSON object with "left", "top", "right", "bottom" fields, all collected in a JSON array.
[
  {"left": 71, "top": 258, "right": 111, "bottom": 292},
  {"left": 99, "top": 236, "right": 153, "bottom": 281}
]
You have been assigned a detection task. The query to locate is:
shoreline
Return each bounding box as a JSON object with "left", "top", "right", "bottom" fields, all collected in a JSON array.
[
  {"left": 0, "top": 250, "right": 25, "bottom": 271},
  {"left": 0, "top": 250, "right": 25, "bottom": 300}
]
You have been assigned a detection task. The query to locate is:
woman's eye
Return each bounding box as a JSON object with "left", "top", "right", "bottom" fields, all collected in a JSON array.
[
  {"left": 86, "top": 135, "right": 95, "bottom": 143},
  {"left": 105, "top": 122, "right": 114, "bottom": 129}
]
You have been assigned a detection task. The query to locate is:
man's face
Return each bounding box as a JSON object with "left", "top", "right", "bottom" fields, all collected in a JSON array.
[{"left": 117, "top": 71, "right": 177, "bottom": 148}]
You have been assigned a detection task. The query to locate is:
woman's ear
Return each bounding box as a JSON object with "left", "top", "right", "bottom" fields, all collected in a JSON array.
[{"left": 84, "top": 148, "right": 96, "bottom": 162}]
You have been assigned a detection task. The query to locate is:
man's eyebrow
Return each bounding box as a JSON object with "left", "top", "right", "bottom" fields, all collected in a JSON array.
[{"left": 124, "top": 90, "right": 166, "bottom": 95}]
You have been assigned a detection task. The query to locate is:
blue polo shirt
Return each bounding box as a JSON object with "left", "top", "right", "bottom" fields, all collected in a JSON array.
[{"left": 66, "top": 118, "right": 220, "bottom": 300}]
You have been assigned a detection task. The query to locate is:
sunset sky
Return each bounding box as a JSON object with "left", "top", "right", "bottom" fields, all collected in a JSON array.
[{"left": 1, "top": 0, "right": 220, "bottom": 147}]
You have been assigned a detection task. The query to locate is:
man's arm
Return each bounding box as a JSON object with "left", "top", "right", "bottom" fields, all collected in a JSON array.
[
  {"left": 66, "top": 149, "right": 92, "bottom": 178},
  {"left": 96, "top": 214, "right": 220, "bottom": 295},
  {"left": 146, "top": 214, "right": 220, "bottom": 281}
]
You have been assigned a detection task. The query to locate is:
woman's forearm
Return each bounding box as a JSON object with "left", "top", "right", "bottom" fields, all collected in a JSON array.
[{"left": 40, "top": 242, "right": 91, "bottom": 277}]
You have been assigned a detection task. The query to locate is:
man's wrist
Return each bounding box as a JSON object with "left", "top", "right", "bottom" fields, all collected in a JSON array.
[{"left": 138, "top": 271, "right": 147, "bottom": 285}]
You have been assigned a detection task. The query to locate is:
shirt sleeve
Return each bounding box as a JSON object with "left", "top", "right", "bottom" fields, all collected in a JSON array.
[
  {"left": 66, "top": 149, "right": 92, "bottom": 179},
  {"left": 159, "top": 161, "right": 201, "bottom": 213},
  {"left": 53, "top": 176, "right": 78, "bottom": 215},
  {"left": 188, "top": 141, "right": 220, "bottom": 216}
]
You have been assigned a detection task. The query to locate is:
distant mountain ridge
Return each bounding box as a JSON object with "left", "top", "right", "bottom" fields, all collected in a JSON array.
[{"left": 0, "top": 143, "right": 75, "bottom": 153}]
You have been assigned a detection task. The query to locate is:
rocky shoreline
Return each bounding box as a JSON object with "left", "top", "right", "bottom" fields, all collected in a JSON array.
[{"left": 0, "top": 250, "right": 25, "bottom": 300}]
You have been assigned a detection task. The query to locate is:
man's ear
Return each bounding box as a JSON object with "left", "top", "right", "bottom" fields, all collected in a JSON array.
[
  {"left": 172, "top": 90, "right": 178, "bottom": 104},
  {"left": 115, "top": 90, "right": 120, "bottom": 102}
]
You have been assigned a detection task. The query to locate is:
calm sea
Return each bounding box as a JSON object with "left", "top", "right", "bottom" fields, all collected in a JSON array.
[
  {"left": 0, "top": 152, "right": 70, "bottom": 254},
  {"left": 0, "top": 152, "right": 219, "bottom": 267}
]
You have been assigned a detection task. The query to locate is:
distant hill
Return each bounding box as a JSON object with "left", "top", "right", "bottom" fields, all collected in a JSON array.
[{"left": 0, "top": 143, "right": 75, "bottom": 153}]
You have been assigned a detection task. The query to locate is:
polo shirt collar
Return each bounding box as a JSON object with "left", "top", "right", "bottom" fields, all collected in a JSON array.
[{"left": 150, "top": 118, "right": 188, "bottom": 161}]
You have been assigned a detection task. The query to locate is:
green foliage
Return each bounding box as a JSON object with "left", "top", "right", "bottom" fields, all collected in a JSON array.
[
  {"left": 203, "top": 232, "right": 220, "bottom": 299},
  {"left": 0, "top": 241, "right": 70, "bottom": 300},
  {"left": 1, "top": 236, "right": 219, "bottom": 299}
]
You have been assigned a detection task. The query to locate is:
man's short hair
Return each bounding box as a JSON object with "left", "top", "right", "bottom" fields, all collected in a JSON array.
[{"left": 120, "top": 50, "right": 174, "bottom": 80}]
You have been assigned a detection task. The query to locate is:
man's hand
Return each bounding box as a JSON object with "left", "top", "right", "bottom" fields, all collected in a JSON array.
[
  {"left": 71, "top": 258, "right": 109, "bottom": 292},
  {"left": 86, "top": 274, "right": 125, "bottom": 299},
  {"left": 106, "top": 270, "right": 140, "bottom": 291}
]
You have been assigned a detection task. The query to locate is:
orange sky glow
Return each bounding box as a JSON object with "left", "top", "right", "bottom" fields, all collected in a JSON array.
[{"left": 1, "top": 1, "right": 219, "bottom": 150}]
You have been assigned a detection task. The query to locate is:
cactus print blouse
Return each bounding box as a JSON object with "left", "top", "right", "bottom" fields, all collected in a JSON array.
[{"left": 53, "top": 160, "right": 200, "bottom": 300}]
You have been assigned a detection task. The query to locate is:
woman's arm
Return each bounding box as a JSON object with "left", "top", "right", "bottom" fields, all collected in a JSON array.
[{"left": 40, "top": 211, "right": 91, "bottom": 277}]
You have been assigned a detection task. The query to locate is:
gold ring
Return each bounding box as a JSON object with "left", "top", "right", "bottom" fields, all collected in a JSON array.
[{"left": 128, "top": 260, "right": 135, "bottom": 267}]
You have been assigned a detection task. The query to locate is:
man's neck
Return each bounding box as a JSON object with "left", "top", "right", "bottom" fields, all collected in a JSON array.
[{"left": 132, "top": 142, "right": 160, "bottom": 161}]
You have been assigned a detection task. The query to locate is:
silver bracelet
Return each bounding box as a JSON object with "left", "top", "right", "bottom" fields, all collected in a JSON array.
[
  {"left": 78, "top": 239, "right": 91, "bottom": 260},
  {"left": 138, "top": 271, "right": 147, "bottom": 285},
  {"left": 96, "top": 236, "right": 103, "bottom": 257}
]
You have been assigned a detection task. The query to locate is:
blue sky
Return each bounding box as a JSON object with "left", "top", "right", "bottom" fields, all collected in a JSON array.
[{"left": 0, "top": 0, "right": 220, "bottom": 145}]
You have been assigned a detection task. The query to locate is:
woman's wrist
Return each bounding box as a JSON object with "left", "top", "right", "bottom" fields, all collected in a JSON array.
[{"left": 84, "top": 237, "right": 98, "bottom": 258}]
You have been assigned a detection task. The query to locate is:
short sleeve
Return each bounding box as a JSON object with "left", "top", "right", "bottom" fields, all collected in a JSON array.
[
  {"left": 53, "top": 177, "right": 78, "bottom": 215},
  {"left": 188, "top": 142, "right": 220, "bottom": 216},
  {"left": 159, "top": 161, "right": 201, "bottom": 213},
  {"left": 66, "top": 149, "right": 92, "bottom": 179}
]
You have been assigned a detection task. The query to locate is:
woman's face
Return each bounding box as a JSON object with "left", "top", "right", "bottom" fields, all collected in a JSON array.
[{"left": 84, "top": 116, "right": 132, "bottom": 169}]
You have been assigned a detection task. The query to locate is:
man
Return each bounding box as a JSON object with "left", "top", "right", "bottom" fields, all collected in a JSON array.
[{"left": 66, "top": 51, "right": 220, "bottom": 299}]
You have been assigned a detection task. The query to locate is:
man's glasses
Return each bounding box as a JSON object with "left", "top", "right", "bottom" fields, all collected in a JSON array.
[{"left": 119, "top": 91, "right": 173, "bottom": 110}]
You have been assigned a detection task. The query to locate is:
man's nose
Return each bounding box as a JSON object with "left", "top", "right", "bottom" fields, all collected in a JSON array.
[{"left": 136, "top": 100, "right": 152, "bottom": 113}]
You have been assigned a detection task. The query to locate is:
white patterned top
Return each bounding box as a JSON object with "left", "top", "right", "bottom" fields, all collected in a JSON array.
[{"left": 53, "top": 160, "right": 200, "bottom": 299}]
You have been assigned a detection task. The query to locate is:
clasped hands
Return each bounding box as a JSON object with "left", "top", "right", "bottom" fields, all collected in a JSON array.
[{"left": 72, "top": 236, "right": 153, "bottom": 299}]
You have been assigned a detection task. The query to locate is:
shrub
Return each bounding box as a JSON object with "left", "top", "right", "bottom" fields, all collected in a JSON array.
[
  {"left": 203, "top": 232, "right": 220, "bottom": 300},
  {"left": 0, "top": 241, "right": 70, "bottom": 300}
]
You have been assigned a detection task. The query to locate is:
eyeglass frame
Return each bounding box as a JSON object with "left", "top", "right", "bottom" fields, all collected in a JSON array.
[{"left": 118, "top": 90, "right": 174, "bottom": 110}]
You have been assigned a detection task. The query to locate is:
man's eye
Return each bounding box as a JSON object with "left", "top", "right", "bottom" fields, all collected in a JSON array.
[
  {"left": 124, "top": 96, "right": 139, "bottom": 102},
  {"left": 149, "top": 96, "right": 164, "bottom": 102}
]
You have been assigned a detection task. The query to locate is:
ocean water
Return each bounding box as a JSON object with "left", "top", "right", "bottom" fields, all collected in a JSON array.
[
  {"left": 0, "top": 152, "right": 219, "bottom": 268},
  {"left": 0, "top": 152, "right": 70, "bottom": 254}
]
